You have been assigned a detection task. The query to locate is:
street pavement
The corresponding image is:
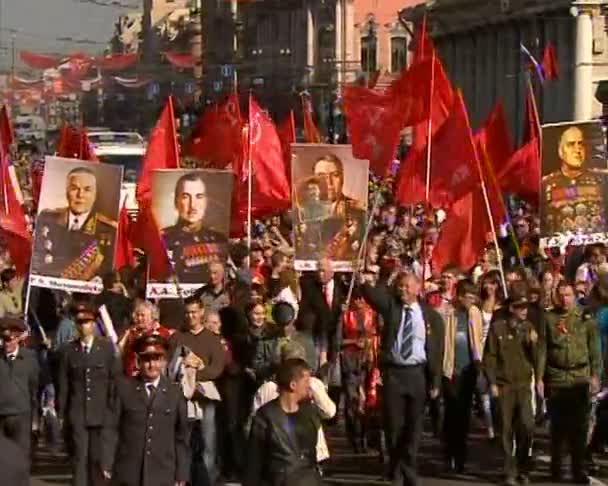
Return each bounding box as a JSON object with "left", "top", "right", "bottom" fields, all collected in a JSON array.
[{"left": 30, "top": 419, "right": 608, "bottom": 486}]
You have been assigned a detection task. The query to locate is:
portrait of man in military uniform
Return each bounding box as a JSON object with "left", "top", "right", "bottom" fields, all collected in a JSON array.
[
  {"left": 292, "top": 145, "right": 369, "bottom": 271},
  {"left": 31, "top": 161, "right": 121, "bottom": 283},
  {"left": 541, "top": 121, "right": 608, "bottom": 241},
  {"left": 154, "top": 171, "right": 231, "bottom": 286}
]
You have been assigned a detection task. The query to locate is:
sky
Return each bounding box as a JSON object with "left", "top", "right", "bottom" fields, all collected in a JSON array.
[{"left": 0, "top": 0, "right": 142, "bottom": 70}]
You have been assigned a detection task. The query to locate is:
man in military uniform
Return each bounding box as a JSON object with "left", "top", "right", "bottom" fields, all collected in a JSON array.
[
  {"left": 483, "top": 291, "right": 539, "bottom": 486},
  {"left": 537, "top": 281, "right": 600, "bottom": 484},
  {"left": 541, "top": 125, "right": 608, "bottom": 236},
  {"left": 101, "top": 334, "right": 190, "bottom": 486},
  {"left": 162, "top": 172, "right": 228, "bottom": 284},
  {"left": 57, "top": 302, "right": 121, "bottom": 486},
  {"left": 32, "top": 167, "right": 117, "bottom": 280}
]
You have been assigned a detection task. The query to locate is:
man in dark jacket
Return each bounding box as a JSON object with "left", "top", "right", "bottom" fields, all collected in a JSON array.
[
  {"left": 57, "top": 302, "right": 121, "bottom": 486},
  {"left": 361, "top": 272, "right": 445, "bottom": 486},
  {"left": 0, "top": 317, "right": 39, "bottom": 460},
  {"left": 101, "top": 334, "right": 190, "bottom": 486},
  {"left": 244, "top": 358, "right": 323, "bottom": 486}
]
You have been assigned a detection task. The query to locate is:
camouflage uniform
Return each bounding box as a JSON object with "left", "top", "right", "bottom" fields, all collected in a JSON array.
[
  {"left": 541, "top": 168, "right": 608, "bottom": 235},
  {"left": 537, "top": 307, "right": 600, "bottom": 480},
  {"left": 483, "top": 317, "right": 537, "bottom": 481},
  {"left": 32, "top": 208, "right": 117, "bottom": 280},
  {"left": 162, "top": 223, "right": 228, "bottom": 284}
]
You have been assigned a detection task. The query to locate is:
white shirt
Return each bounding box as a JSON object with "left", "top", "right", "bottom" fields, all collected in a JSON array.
[
  {"left": 323, "top": 279, "right": 334, "bottom": 308},
  {"left": 80, "top": 337, "right": 94, "bottom": 353},
  {"left": 144, "top": 377, "right": 161, "bottom": 396},
  {"left": 5, "top": 345, "right": 19, "bottom": 361},
  {"left": 69, "top": 211, "right": 91, "bottom": 231}
]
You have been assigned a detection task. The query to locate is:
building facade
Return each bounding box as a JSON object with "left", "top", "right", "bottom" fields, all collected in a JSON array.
[
  {"left": 203, "top": 0, "right": 415, "bottom": 117},
  {"left": 401, "top": 0, "right": 608, "bottom": 140}
]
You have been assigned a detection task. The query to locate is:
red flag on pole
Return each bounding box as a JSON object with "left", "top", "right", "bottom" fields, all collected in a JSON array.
[
  {"left": 135, "top": 96, "right": 179, "bottom": 206},
  {"left": 0, "top": 106, "right": 14, "bottom": 155},
  {"left": 114, "top": 203, "right": 135, "bottom": 270},
  {"left": 302, "top": 95, "right": 321, "bottom": 143},
  {"left": 0, "top": 154, "right": 31, "bottom": 275},
  {"left": 277, "top": 110, "right": 296, "bottom": 180},
  {"left": 541, "top": 43, "right": 559, "bottom": 81},
  {"left": 132, "top": 97, "right": 179, "bottom": 280},
  {"left": 57, "top": 125, "right": 98, "bottom": 161},
  {"left": 183, "top": 94, "right": 243, "bottom": 169}
]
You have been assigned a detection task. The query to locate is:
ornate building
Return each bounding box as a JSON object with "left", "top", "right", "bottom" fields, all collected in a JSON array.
[{"left": 400, "top": 0, "right": 608, "bottom": 139}]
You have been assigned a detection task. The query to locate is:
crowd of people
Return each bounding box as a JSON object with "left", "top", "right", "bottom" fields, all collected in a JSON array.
[{"left": 0, "top": 164, "right": 606, "bottom": 486}]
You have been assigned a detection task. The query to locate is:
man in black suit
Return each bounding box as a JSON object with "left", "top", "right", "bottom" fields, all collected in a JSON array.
[
  {"left": 0, "top": 317, "right": 39, "bottom": 460},
  {"left": 101, "top": 334, "right": 190, "bottom": 486},
  {"left": 361, "top": 272, "right": 444, "bottom": 486},
  {"left": 57, "top": 302, "right": 121, "bottom": 486}
]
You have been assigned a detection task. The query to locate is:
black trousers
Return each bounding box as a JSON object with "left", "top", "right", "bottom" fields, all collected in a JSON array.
[
  {"left": 382, "top": 365, "right": 426, "bottom": 486},
  {"left": 497, "top": 385, "right": 534, "bottom": 478},
  {"left": 548, "top": 383, "right": 591, "bottom": 479},
  {"left": 218, "top": 374, "right": 246, "bottom": 477},
  {"left": 0, "top": 413, "right": 31, "bottom": 460},
  {"left": 69, "top": 424, "right": 104, "bottom": 486},
  {"left": 442, "top": 364, "right": 477, "bottom": 468}
]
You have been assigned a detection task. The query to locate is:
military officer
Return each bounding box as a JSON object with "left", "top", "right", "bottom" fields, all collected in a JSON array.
[
  {"left": 536, "top": 281, "right": 600, "bottom": 484},
  {"left": 57, "top": 302, "right": 121, "bottom": 486},
  {"left": 483, "top": 292, "right": 538, "bottom": 486},
  {"left": 541, "top": 125, "right": 608, "bottom": 236},
  {"left": 0, "top": 317, "right": 39, "bottom": 460},
  {"left": 32, "top": 167, "right": 117, "bottom": 281},
  {"left": 162, "top": 172, "right": 228, "bottom": 284},
  {"left": 101, "top": 334, "right": 190, "bottom": 486}
]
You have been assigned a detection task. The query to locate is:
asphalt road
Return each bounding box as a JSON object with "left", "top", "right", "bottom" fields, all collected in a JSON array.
[{"left": 30, "top": 420, "right": 608, "bottom": 486}]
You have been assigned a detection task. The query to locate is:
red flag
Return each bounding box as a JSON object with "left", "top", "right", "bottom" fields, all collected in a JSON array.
[
  {"left": 523, "top": 83, "right": 541, "bottom": 144},
  {"left": 248, "top": 96, "right": 290, "bottom": 205},
  {"left": 114, "top": 203, "right": 135, "bottom": 270},
  {"left": 542, "top": 43, "right": 559, "bottom": 81},
  {"left": 57, "top": 125, "right": 98, "bottom": 161},
  {"left": 20, "top": 50, "right": 59, "bottom": 70},
  {"left": 302, "top": 95, "right": 321, "bottom": 143},
  {"left": 183, "top": 94, "right": 242, "bottom": 169},
  {"left": 396, "top": 91, "right": 476, "bottom": 207},
  {"left": 432, "top": 190, "right": 489, "bottom": 272},
  {"left": 277, "top": 110, "right": 296, "bottom": 179},
  {"left": 135, "top": 204, "right": 171, "bottom": 280},
  {"left": 0, "top": 155, "right": 31, "bottom": 275},
  {"left": 343, "top": 86, "right": 402, "bottom": 176},
  {"left": 0, "top": 106, "right": 14, "bottom": 155},
  {"left": 30, "top": 159, "right": 44, "bottom": 212},
  {"left": 135, "top": 97, "right": 179, "bottom": 206}
]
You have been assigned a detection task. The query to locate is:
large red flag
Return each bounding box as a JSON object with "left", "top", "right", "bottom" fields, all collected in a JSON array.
[
  {"left": 114, "top": 203, "right": 135, "bottom": 270},
  {"left": 396, "top": 91, "right": 477, "bottom": 207},
  {"left": 0, "top": 155, "right": 31, "bottom": 275},
  {"left": 184, "top": 94, "right": 243, "bottom": 169},
  {"left": 135, "top": 204, "right": 171, "bottom": 280},
  {"left": 0, "top": 106, "right": 14, "bottom": 155},
  {"left": 277, "top": 110, "right": 296, "bottom": 181},
  {"left": 135, "top": 97, "right": 179, "bottom": 206},
  {"left": 302, "top": 95, "right": 321, "bottom": 143},
  {"left": 343, "top": 86, "right": 402, "bottom": 176}
]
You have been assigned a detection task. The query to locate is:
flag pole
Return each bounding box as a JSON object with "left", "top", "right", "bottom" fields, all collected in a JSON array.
[
  {"left": 461, "top": 93, "right": 508, "bottom": 296},
  {"left": 247, "top": 94, "right": 253, "bottom": 251}
]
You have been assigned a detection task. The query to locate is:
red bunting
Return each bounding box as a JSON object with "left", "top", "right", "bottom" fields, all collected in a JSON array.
[
  {"left": 164, "top": 52, "right": 195, "bottom": 69},
  {"left": 97, "top": 53, "right": 138, "bottom": 71},
  {"left": 20, "top": 50, "right": 60, "bottom": 70}
]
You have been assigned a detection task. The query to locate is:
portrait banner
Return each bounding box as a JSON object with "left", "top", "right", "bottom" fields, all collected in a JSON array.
[
  {"left": 540, "top": 120, "right": 608, "bottom": 249},
  {"left": 30, "top": 156, "right": 123, "bottom": 294},
  {"left": 291, "top": 144, "right": 369, "bottom": 271},
  {"left": 146, "top": 169, "right": 233, "bottom": 298}
]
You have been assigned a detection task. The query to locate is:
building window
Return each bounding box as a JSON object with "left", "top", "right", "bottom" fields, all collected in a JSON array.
[
  {"left": 361, "top": 33, "right": 377, "bottom": 73},
  {"left": 391, "top": 36, "right": 407, "bottom": 73}
]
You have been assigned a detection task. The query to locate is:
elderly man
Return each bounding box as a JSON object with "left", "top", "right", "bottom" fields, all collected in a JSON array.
[
  {"left": 162, "top": 172, "right": 228, "bottom": 284},
  {"left": 541, "top": 125, "right": 608, "bottom": 236},
  {"left": 32, "top": 166, "right": 117, "bottom": 280}
]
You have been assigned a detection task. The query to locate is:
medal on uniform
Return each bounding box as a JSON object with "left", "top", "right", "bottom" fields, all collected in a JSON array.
[{"left": 557, "top": 319, "right": 569, "bottom": 335}]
